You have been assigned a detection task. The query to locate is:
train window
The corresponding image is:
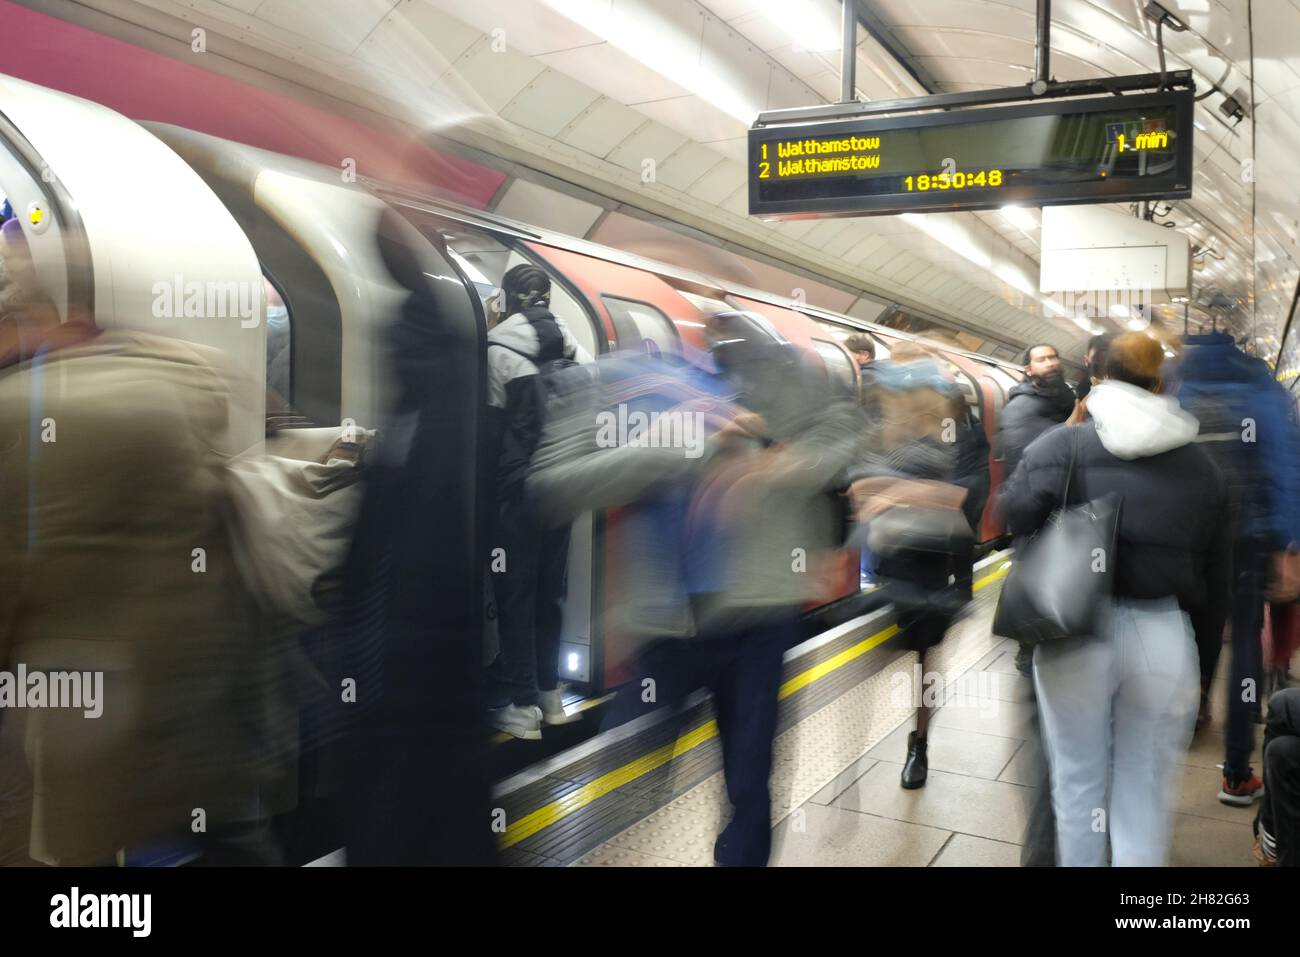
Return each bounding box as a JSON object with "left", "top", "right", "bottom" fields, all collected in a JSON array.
[
  {"left": 419, "top": 220, "right": 600, "bottom": 360},
  {"left": 264, "top": 275, "right": 292, "bottom": 406},
  {"left": 446, "top": 247, "right": 496, "bottom": 304},
  {"left": 811, "top": 339, "right": 856, "bottom": 397},
  {"left": 600, "top": 295, "right": 679, "bottom": 356},
  {"left": 675, "top": 289, "right": 731, "bottom": 317}
]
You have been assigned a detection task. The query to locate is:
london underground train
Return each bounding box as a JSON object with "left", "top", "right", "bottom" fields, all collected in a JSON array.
[{"left": 0, "top": 73, "right": 1025, "bottom": 694}]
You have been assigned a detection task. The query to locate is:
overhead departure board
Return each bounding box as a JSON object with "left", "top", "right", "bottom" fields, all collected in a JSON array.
[{"left": 748, "top": 90, "right": 1193, "bottom": 218}]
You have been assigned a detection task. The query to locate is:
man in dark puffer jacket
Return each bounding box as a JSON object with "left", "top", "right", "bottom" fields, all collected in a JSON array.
[{"left": 997, "top": 343, "right": 1077, "bottom": 478}]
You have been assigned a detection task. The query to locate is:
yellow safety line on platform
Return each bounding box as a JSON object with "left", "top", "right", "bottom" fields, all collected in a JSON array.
[{"left": 499, "top": 553, "right": 1011, "bottom": 850}]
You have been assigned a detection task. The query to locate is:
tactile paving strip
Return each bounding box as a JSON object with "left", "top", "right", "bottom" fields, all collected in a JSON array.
[
  {"left": 493, "top": 555, "right": 1010, "bottom": 865},
  {"left": 573, "top": 600, "right": 1006, "bottom": 866}
]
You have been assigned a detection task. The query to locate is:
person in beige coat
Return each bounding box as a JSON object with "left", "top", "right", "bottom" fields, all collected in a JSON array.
[{"left": 0, "top": 317, "right": 298, "bottom": 865}]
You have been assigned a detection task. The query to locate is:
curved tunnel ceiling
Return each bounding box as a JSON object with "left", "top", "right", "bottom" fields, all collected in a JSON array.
[{"left": 24, "top": 0, "right": 1300, "bottom": 358}]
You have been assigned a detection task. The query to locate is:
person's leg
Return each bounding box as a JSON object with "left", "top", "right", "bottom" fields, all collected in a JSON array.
[
  {"left": 1259, "top": 689, "right": 1300, "bottom": 866},
  {"left": 534, "top": 522, "right": 572, "bottom": 695},
  {"left": 1020, "top": 680, "right": 1058, "bottom": 867},
  {"left": 903, "top": 638, "right": 942, "bottom": 789},
  {"left": 712, "top": 617, "right": 790, "bottom": 867},
  {"left": 1033, "top": 632, "right": 1115, "bottom": 867},
  {"left": 1224, "top": 540, "right": 1266, "bottom": 788},
  {"left": 486, "top": 495, "right": 543, "bottom": 709},
  {"left": 1109, "top": 600, "right": 1198, "bottom": 866}
]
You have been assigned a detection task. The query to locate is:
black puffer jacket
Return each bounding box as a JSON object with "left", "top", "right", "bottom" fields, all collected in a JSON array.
[
  {"left": 996, "top": 377, "right": 1076, "bottom": 476},
  {"left": 999, "top": 381, "right": 1231, "bottom": 650}
]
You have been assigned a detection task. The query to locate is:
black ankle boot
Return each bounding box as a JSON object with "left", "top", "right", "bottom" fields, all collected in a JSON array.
[{"left": 901, "top": 731, "right": 928, "bottom": 789}]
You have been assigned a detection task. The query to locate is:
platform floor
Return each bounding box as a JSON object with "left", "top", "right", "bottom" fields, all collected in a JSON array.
[{"left": 574, "top": 597, "right": 1275, "bottom": 867}]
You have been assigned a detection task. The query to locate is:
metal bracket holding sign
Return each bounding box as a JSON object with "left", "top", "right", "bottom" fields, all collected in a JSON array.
[{"left": 748, "top": 88, "right": 1194, "bottom": 219}]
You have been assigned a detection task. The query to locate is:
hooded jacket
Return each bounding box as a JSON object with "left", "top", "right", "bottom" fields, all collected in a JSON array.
[
  {"left": 999, "top": 380, "right": 1230, "bottom": 650},
  {"left": 485, "top": 306, "right": 591, "bottom": 498},
  {"left": 1173, "top": 333, "right": 1300, "bottom": 549},
  {"left": 996, "top": 376, "right": 1077, "bottom": 476}
]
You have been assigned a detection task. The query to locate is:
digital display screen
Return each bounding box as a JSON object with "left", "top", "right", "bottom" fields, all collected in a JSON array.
[{"left": 748, "top": 90, "right": 1193, "bottom": 218}]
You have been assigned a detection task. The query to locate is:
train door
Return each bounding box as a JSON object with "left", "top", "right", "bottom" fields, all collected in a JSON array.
[
  {"left": 0, "top": 107, "right": 88, "bottom": 347},
  {"left": 364, "top": 219, "right": 609, "bottom": 690}
]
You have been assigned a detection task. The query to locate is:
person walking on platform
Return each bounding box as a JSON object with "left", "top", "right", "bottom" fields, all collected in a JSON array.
[
  {"left": 483, "top": 264, "right": 592, "bottom": 740},
  {"left": 1174, "top": 332, "right": 1300, "bottom": 803},
  {"left": 555, "top": 319, "right": 862, "bottom": 867},
  {"left": 1000, "top": 332, "right": 1231, "bottom": 866},
  {"left": 849, "top": 342, "right": 975, "bottom": 790}
]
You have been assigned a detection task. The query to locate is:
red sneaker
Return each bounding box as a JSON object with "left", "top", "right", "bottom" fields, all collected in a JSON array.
[{"left": 1218, "top": 774, "right": 1265, "bottom": 807}]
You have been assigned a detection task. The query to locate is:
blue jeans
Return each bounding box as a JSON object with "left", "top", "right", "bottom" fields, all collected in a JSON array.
[
  {"left": 1034, "top": 597, "right": 1199, "bottom": 866},
  {"left": 1225, "top": 539, "right": 1267, "bottom": 779},
  {"left": 601, "top": 614, "right": 794, "bottom": 866}
]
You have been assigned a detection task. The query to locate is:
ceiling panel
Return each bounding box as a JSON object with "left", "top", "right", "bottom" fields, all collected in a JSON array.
[
  {"left": 605, "top": 121, "right": 690, "bottom": 172},
  {"left": 430, "top": 0, "right": 605, "bottom": 55},
  {"left": 653, "top": 141, "right": 726, "bottom": 192},
  {"left": 254, "top": 0, "right": 396, "bottom": 55},
  {"left": 634, "top": 94, "right": 745, "bottom": 143},
  {"left": 444, "top": 37, "right": 546, "bottom": 113},
  {"left": 558, "top": 96, "right": 649, "bottom": 157},
  {"left": 357, "top": 2, "right": 482, "bottom": 71},
  {"left": 538, "top": 42, "right": 689, "bottom": 104},
  {"left": 684, "top": 158, "right": 748, "bottom": 204},
  {"left": 500, "top": 68, "right": 601, "bottom": 138}
]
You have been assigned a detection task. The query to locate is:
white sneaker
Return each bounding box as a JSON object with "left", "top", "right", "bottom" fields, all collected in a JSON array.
[
  {"left": 488, "top": 703, "right": 542, "bottom": 740},
  {"left": 538, "top": 688, "right": 579, "bottom": 726}
]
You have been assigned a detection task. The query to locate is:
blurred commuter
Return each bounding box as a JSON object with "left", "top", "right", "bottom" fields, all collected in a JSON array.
[
  {"left": 1000, "top": 332, "right": 1231, "bottom": 865},
  {"left": 845, "top": 333, "right": 882, "bottom": 583},
  {"left": 0, "top": 261, "right": 296, "bottom": 864},
  {"left": 953, "top": 399, "right": 991, "bottom": 545},
  {"left": 559, "top": 319, "right": 860, "bottom": 866},
  {"left": 850, "top": 342, "right": 974, "bottom": 789},
  {"left": 844, "top": 332, "right": 875, "bottom": 373},
  {"left": 483, "top": 263, "right": 593, "bottom": 739},
  {"left": 1253, "top": 688, "right": 1300, "bottom": 866},
  {"left": 341, "top": 211, "right": 495, "bottom": 865},
  {"left": 998, "top": 343, "right": 1075, "bottom": 477},
  {"left": 1073, "top": 332, "right": 1115, "bottom": 402},
  {"left": 1175, "top": 331, "right": 1300, "bottom": 802}
]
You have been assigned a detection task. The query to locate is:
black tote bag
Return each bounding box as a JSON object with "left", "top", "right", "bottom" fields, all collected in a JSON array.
[{"left": 993, "top": 428, "right": 1121, "bottom": 647}]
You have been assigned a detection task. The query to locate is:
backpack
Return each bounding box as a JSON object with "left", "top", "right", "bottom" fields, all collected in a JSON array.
[
  {"left": 491, "top": 306, "right": 591, "bottom": 428},
  {"left": 489, "top": 307, "right": 596, "bottom": 498}
]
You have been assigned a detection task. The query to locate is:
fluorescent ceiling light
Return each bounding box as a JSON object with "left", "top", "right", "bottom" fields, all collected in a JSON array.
[
  {"left": 542, "top": 0, "right": 760, "bottom": 123},
  {"left": 1109, "top": 303, "right": 1130, "bottom": 318},
  {"left": 1000, "top": 205, "right": 1038, "bottom": 231},
  {"left": 1068, "top": 312, "right": 1104, "bottom": 335},
  {"left": 901, "top": 213, "right": 992, "bottom": 269},
  {"left": 995, "top": 263, "right": 1035, "bottom": 296},
  {"left": 756, "top": 0, "right": 841, "bottom": 53}
]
